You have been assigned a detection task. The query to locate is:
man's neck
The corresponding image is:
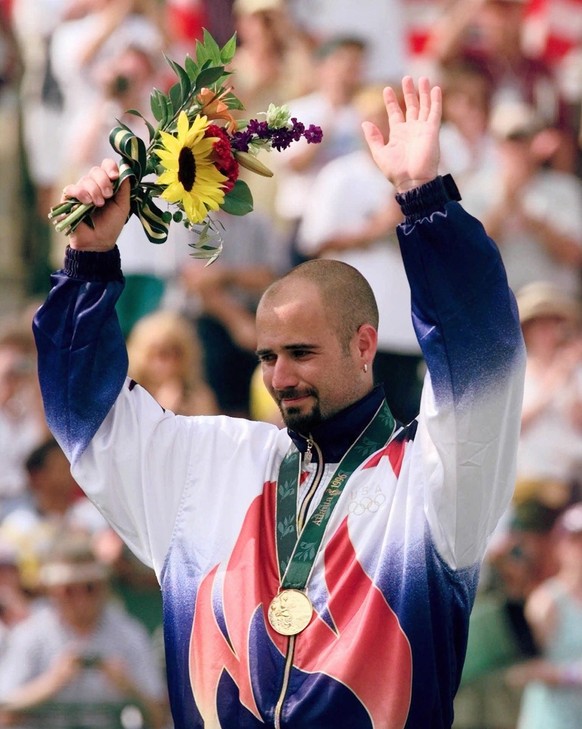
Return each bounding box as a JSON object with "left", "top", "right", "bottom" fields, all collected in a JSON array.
[{"left": 288, "top": 386, "right": 388, "bottom": 463}]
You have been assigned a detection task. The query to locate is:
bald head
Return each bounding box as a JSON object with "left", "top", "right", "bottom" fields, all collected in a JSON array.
[{"left": 258, "top": 259, "right": 379, "bottom": 351}]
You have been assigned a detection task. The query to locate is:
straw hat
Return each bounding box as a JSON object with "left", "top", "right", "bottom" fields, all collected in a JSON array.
[
  {"left": 38, "top": 534, "right": 109, "bottom": 588},
  {"left": 515, "top": 281, "right": 581, "bottom": 325}
]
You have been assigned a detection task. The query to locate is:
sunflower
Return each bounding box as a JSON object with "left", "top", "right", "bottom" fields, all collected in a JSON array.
[{"left": 156, "top": 111, "right": 228, "bottom": 224}]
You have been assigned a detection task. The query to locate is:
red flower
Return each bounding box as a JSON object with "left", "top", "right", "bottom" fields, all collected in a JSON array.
[{"left": 206, "top": 124, "right": 239, "bottom": 193}]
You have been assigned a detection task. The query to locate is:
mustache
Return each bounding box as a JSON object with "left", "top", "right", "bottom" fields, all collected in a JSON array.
[{"left": 274, "top": 387, "right": 317, "bottom": 402}]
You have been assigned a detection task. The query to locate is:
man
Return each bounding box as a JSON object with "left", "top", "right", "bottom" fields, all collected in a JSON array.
[
  {"left": 0, "top": 532, "right": 167, "bottom": 728},
  {"left": 32, "top": 78, "right": 525, "bottom": 728}
]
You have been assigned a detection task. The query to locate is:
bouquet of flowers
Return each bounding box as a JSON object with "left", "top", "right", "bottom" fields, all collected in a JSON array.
[{"left": 48, "top": 30, "right": 322, "bottom": 261}]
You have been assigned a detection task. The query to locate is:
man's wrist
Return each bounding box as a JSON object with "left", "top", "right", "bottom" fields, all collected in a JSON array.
[
  {"left": 394, "top": 178, "right": 434, "bottom": 194},
  {"left": 395, "top": 174, "right": 462, "bottom": 222},
  {"left": 64, "top": 245, "right": 124, "bottom": 283}
]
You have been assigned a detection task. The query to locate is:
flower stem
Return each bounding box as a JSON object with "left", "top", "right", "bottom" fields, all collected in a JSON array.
[{"left": 53, "top": 202, "right": 94, "bottom": 234}]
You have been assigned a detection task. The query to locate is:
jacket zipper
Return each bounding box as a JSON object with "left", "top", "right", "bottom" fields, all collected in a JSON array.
[{"left": 273, "top": 436, "right": 323, "bottom": 729}]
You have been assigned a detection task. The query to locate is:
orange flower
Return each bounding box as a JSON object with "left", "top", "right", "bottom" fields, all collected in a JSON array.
[{"left": 197, "top": 87, "right": 238, "bottom": 134}]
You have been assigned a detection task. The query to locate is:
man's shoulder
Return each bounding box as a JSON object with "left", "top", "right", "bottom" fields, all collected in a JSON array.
[
  {"left": 6, "top": 601, "right": 56, "bottom": 643},
  {"left": 102, "top": 601, "right": 153, "bottom": 643}
]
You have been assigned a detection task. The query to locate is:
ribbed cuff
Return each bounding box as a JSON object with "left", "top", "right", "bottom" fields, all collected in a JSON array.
[
  {"left": 64, "top": 246, "right": 124, "bottom": 283},
  {"left": 395, "top": 174, "right": 462, "bottom": 223}
]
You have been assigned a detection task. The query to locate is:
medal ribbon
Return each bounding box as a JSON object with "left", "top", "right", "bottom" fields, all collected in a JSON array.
[{"left": 275, "top": 401, "right": 395, "bottom": 590}]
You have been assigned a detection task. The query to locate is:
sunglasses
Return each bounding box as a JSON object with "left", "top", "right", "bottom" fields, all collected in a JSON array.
[{"left": 58, "top": 581, "right": 104, "bottom": 597}]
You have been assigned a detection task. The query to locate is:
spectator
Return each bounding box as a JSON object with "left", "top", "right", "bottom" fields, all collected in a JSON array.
[
  {"left": 453, "top": 496, "right": 559, "bottom": 729},
  {"left": 0, "top": 438, "right": 109, "bottom": 591},
  {"left": 288, "top": 0, "right": 408, "bottom": 82},
  {"left": 229, "top": 0, "right": 315, "bottom": 217},
  {"left": 0, "top": 540, "right": 32, "bottom": 653},
  {"left": 126, "top": 309, "right": 219, "bottom": 416},
  {"left": 230, "top": 0, "right": 312, "bottom": 114},
  {"left": 425, "top": 0, "right": 577, "bottom": 172},
  {"left": 10, "top": 0, "right": 68, "bottom": 222},
  {"left": 521, "top": 0, "right": 582, "bottom": 71},
  {"left": 515, "top": 281, "right": 582, "bottom": 492},
  {"left": 507, "top": 502, "right": 582, "bottom": 729},
  {"left": 273, "top": 34, "right": 367, "bottom": 263},
  {"left": 178, "top": 208, "right": 289, "bottom": 418},
  {"left": 438, "top": 61, "right": 498, "bottom": 185},
  {"left": 49, "top": 0, "right": 165, "bottom": 185},
  {"left": 62, "top": 38, "right": 182, "bottom": 338},
  {"left": 0, "top": 531, "right": 168, "bottom": 728},
  {"left": 461, "top": 100, "right": 582, "bottom": 297},
  {"left": 0, "top": 323, "right": 47, "bottom": 520},
  {"left": 93, "top": 529, "right": 163, "bottom": 639},
  {"left": 426, "top": 0, "right": 558, "bottom": 118}
]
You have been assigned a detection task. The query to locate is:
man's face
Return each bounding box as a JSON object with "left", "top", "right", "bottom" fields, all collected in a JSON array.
[
  {"left": 51, "top": 578, "right": 108, "bottom": 630},
  {"left": 256, "top": 281, "right": 366, "bottom": 432}
]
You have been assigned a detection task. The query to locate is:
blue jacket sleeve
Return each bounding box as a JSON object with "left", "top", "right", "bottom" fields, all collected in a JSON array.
[
  {"left": 396, "top": 175, "right": 524, "bottom": 406},
  {"left": 32, "top": 246, "right": 128, "bottom": 462}
]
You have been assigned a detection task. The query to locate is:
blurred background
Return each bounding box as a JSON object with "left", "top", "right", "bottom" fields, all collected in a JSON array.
[{"left": 0, "top": 1, "right": 582, "bottom": 727}]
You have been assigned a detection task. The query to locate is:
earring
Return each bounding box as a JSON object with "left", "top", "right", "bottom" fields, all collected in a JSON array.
[{"left": 363, "top": 363, "right": 368, "bottom": 373}]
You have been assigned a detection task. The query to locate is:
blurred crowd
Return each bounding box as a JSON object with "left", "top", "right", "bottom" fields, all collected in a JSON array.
[{"left": 0, "top": 0, "right": 582, "bottom": 727}]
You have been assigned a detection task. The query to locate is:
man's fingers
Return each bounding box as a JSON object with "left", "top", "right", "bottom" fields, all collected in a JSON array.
[
  {"left": 62, "top": 161, "right": 120, "bottom": 206},
  {"left": 428, "top": 84, "right": 443, "bottom": 125},
  {"left": 361, "top": 120, "right": 385, "bottom": 158},
  {"left": 383, "top": 85, "right": 404, "bottom": 126},
  {"left": 402, "top": 76, "right": 419, "bottom": 121},
  {"left": 101, "top": 158, "right": 120, "bottom": 179},
  {"left": 417, "top": 77, "right": 432, "bottom": 121}
]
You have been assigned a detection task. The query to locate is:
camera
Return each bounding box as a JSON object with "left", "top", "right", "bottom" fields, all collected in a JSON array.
[
  {"left": 109, "top": 74, "right": 132, "bottom": 97},
  {"left": 80, "top": 653, "right": 103, "bottom": 668}
]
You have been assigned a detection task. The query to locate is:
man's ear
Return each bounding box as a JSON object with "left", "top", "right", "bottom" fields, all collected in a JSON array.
[{"left": 355, "top": 323, "right": 378, "bottom": 364}]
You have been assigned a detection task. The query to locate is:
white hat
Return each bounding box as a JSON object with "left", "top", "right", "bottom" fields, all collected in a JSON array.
[
  {"left": 558, "top": 503, "right": 582, "bottom": 535},
  {"left": 233, "top": 0, "right": 283, "bottom": 14},
  {"left": 489, "top": 100, "right": 544, "bottom": 140}
]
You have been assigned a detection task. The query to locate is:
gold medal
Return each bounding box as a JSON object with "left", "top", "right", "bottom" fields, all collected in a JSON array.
[{"left": 268, "top": 589, "right": 313, "bottom": 636}]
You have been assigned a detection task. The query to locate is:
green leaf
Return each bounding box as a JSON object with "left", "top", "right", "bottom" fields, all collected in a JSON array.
[
  {"left": 163, "top": 95, "right": 174, "bottom": 126},
  {"left": 184, "top": 55, "right": 199, "bottom": 82},
  {"left": 125, "top": 109, "right": 156, "bottom": 142},
  {"left": 223, "top": 92, "right": 245, "bottom": 111},
  {"left": 220, "top": 180, "right": 254, "bottom": 216},
  {"left": 165, "top": 55, "right": 192, "bottom": 100},
  {"left": 198, "top": 29, "right": 222, "bottom": 65},
  {"left": 195, "top": 65, "right": 227, "bottom": 92},
  {"left": 169, "top": 81, "right": 182, "bottom": 113},
  {"left": 150, "top": 88, "right": 166, "bottom": 122},
  {"left": 220, "top": 33, "right": 237, "bottom": 65}
]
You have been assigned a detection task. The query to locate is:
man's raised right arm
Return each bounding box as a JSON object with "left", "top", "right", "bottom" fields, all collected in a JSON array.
[{"left": 32, "top": 160, "right": 131, "bottom": 462}]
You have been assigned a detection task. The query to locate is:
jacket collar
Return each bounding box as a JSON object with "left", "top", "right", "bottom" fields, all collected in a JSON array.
[{"left": 287, "top": 385, "right": 388, "bottom": 463}]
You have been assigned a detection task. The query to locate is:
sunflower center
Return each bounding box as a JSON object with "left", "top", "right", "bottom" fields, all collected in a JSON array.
[{"left": 178, "top": 146, "right": 196, "bottom": 192}]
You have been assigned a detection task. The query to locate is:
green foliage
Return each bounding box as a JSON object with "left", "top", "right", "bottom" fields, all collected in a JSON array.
[
  {"left": 220, "top": 180, "right": 254, "bottom": 216},
  {"left": 148, "top": 32, "right": 240, "bottom": 135}
]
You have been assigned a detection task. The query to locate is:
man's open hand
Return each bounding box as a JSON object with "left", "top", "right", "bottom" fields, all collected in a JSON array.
[{"left": 362, "top": 76, "right": 442, "bottom": 193}]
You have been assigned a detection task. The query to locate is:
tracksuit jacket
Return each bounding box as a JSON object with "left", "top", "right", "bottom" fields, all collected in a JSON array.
[{"left": 33, "top": 176, "right": 526, "bottom": 728}]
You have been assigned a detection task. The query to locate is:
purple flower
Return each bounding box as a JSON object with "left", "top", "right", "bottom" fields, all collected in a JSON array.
[
  {"left": 230, "top": 117, "right": 323, "bottom": 153},
  {"left": 304, "top": 124, "right": 323, "bottom": 144},
  {"left": 231, "top": 129, "right": 253, "bottom": 152}
]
